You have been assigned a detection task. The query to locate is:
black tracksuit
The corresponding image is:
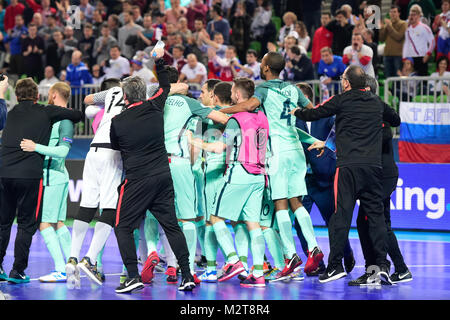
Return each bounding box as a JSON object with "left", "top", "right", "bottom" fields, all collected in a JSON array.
[
  {"left": 294, "top": 89, "right": 390, "bottom": 269},
  {"left": 110, "top": 58, "right": 191, "bottom": 279},
  {"left": 0, "top": 101, "right": 82, "bottom": 273}
]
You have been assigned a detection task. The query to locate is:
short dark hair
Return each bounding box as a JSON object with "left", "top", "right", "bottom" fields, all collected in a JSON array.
[
  {"left": 205, "top": 79, "right": 221, "bottom": 92},
  {"left": 265, "top": 52, "right": 285, "bottom": 76},
  {"left": 295, "top": 82, "right": 313, "bottom": 100},
  {"left": 345, "top": 65, "right": 366, "bottom": 89},
  {"left": 335, "top": 9, "right": 346, "bottom": 17},
  {"left": 321, "top": 12, "right": 332, "bottom": 18},
  {"left": 437, "top": 55, "right": 449, "bottom": 68},
  {"left": 15, "top": 78, "right": 39, "bottom": 102},
  {"left": 390, "top": 5, "right": 401, "bottom": 12},
  {"left": 233, "top": 78, "right": 255, "bottom": 100},
  {"left": 100, "top": 78, "right": 121, "bottom": 91},
  {"left": 110, "top": 45, "right": 121, "bottom": 51},
  {"left": 213, "top": 82, "right": 232, "bottom": 105},
  {"left": 289, "top": 45, "right": 301, "bottom": 56},
  {"left": 365, "top": 75, "right": 378, "bottom": 93},
  {"left": 165, "top": 66, "right": 179, "bottom": 84},
  {"left": 173, "top": 44, "right": 185, "bottom": 53},
  {"left": 246, "top": 49, "right": 258, "bottom": 57},
  {"left": 122, "top": 76, "right": 146, "bottom": 104},
  {"left": 212, "top": 4, "right": 223, "bottom": 16}
]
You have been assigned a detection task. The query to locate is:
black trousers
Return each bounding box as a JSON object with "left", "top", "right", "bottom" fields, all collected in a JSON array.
[
  {"left": 114, "top": 172, "right": 190, "bottom": 278},
  {"left": 0, "top": 178, "right": 43, "bottom": 273},
  {"left": 357, "top": 175, "right": 408, "bottom": 273},
  {"left": 328, "top": 166, "right": 389, "bottom": 268}
]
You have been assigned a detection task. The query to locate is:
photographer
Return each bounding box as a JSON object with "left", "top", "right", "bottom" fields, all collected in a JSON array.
[{"left": 342, "top": 33, "right": 375, "bottom": 77}]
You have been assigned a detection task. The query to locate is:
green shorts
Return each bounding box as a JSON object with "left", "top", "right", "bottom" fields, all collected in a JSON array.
[
  {"left": 169, "top": 158, "right": 197, "bottom": 220},
  {"left": 213, "top": 180, "right": 264, "bottom": 223},
  {"left": 41, "top": 183, "right": 69, "bottom": 223},
  {"left": 204, "top": 164, "right": 225, "bottom": 222},
  {"left": 267, "top": 149, "right": 308, "bottom": 200},
  {"left": 260, "top": 188, "right": 276, "bottom": 229},
  {"left": 192, "top": 161, "right": 206, "bottom": 218}
]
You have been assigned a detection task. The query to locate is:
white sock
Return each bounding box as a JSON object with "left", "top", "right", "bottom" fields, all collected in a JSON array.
[
  {"left": 85, "top": 222, "right": 112, "bottom": 264},
  {"left": 70, "top": 220, "right": 90, "bottom": 260},
  {"left": 139, "top": 219, "right": 148, "bottom": 261},
  {"left": 159, "top": 225, "right": 177, "bottom": 268}
]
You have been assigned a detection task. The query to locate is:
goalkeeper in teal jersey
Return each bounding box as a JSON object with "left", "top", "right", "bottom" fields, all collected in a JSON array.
[
  {"left": 20, "top": 83, "right": 74, "bottom": 283},
  {"left": 220, "top": 52, "right": 325, "bottom": 280}
]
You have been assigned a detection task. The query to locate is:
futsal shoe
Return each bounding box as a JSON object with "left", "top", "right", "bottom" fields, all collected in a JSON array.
[
  {"left": 115, "top": 276, "right": 144, "bottom": 294},
  {"left": 304, "top": 247, "right": 324, "bottom": 274},
  {"left": 348, "top": 272, "right": 379, "bottom": 286},
  {"left": 141, "top": 251, "right": 160, "bottom": 284},
  {"left": 78, "top": 257, "right": 103, "bottom": 286},
  {"left": 240, "top": 274, "right": 266, "bottom": 288},
  {"left": 7, "top": 270, "right": 30, "bottom": 284},
  {"left": 218, "top": 260, "right": 245, "bottom": 282},
  {"left": 344, "top": 252, "right": 356, "bottom": 274},
  {"left": 95, "top": 265, "right": 106, "bottom": 283},
  {"left": 199, "top": 270, "right": 218, "bottom": 283},
  {"left": 237, "top": 269, "right": 249, "bottom": 282},
  {"left": 66, "top": 257, "right": 80, "bottom": 289},
  {"left": 165, "top": 266, "right": 178, "bottom": 284},
  {"left": 178, "top": 275, "right": 196, "bottom": 291},
  {"left": 280, "top": 253, "right": 302, "bottom": 278},
  {"left": 306, "top": 260, "right": 326, "bottom": 277},
  {"left": 377, "top": 265, "right": 393, "bottom": 285},
  {"left": 318, "top": 264, "right": 347, "bottom": 283},
  {"left": 390, "top": 269, "right": 413, "bottom": 284},
  {"left": 289, "top": 267, "right": 305, "bottom": 281},
  {"left": 0, "top": 265, "right": 7, "bottom": 282},
  {"left": 39, "top": 271, "right": 67, "bottom": 283},
  {"left": 264, "top": 268, "right": 283, "bottom": 282}
]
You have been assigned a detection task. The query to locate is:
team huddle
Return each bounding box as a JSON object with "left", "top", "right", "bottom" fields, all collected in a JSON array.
[{"left": 0, "top": 47, "right": 412, "bottom": 295}]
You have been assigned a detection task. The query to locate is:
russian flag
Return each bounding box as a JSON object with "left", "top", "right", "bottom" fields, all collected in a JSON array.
[{"left": 398, "top": 102, "right": 450, "bottom": 163}]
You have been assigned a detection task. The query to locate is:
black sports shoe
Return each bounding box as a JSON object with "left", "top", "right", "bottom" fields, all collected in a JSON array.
[
  {"left": 377, "top": 265, "right": 393, "bottom": 285},
  {"left": 306, "top": 261, "right": 326, "bottom": 277},
  {"left": 390, "top": 269, "right": 413, "bottom": 283},
  {"left": 7, "top": 270, "right": 30, "bottom": 284},
  {"left": 115, "top": 276, "right": 144, "bottom": 294},
  {"left": 196, "top": 255, "right": 208, "bottom": 269},
  {"left": 344, "top": 252, "right": 356, "bottom": 274},
  {"left": 348, "top": 272, "right": 380, "bottom": 286},
  {"left": 178, "top": 275, "right": 196, "bottom": 291},
  {"left": 318, "top": 264, "right": 347, "bottom": 283}
]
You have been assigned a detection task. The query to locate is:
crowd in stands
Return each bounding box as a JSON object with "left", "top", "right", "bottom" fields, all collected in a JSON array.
[{"left": 0, "top": 0, "right": 448, "bottom": 104}]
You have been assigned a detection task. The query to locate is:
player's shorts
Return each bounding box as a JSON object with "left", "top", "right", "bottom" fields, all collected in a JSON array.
[
  {"left": 267, "top": 148, "right": 308, "bottom": 200},
  {"left": 80, "top": 148, "right": 123, "bottom": 209},
  {"left": 213, "top": 180, "right": 264, "bottom": 223},
  {"left": 169, "top": 157, "right": 197, "bottom": 220},
  {"left": 260, "top": 188, "right": 276, "bottom": 229},
  {"left": 204, "top": 164, "right": 225, "bottom": 222},
  {"left": 42, "top": 183, "right": 69, "bottom": 223},
  {"left": 192, "top": 160, "right": 206, "bottom": 218}
]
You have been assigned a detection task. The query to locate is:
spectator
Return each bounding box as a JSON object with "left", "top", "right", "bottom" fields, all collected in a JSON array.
[
  {"left": 362, "top": 28, "right": 378, "bottom": 76},
  {"left": 107, "top": 14, "right": 120, "bottom": 39},
  {"left": 118, "top": 10, "right": 144, "bottom": 59},
  {"left": 330, "top": 0, "right": 358, "bottom": 16},
  {"left": 133, "top": 13, "right": 154, "bottom": 50},
  {"left": 178, "top": 17, "right": 192, "bottom": 42},
  {"left": 199, "top": 30, "right": 227, "bottom": 58},
  {"left": 407, "top": 0, "right": 436, "bottom": 25},
  {"left": 171, "top": 44, "right": 187, "bottom": 72},
  {"left": 59, "top": 69, "right": 67, "bottom": 82},
  {"left": 403, "top": 5, "right": 435, "bottom": 76},
  {"left": 193, "top": 17, "right": 206, "bottom": 46},
  {"left": 281, "top": 45, "right": 314, "bottom": 81},
  {"left": 340, "top": 4, "right": 358, "bottom": 26},
  {"left": 250, "top": 0, "right": 272, "bottom": 40},
  {"left": 38, "top": 65, "right": 59, "bottom": 97},
  {"left": 45, "top": 30, "right": 64, "bottom": 74},
  {"left": 119, "top": 1, "right": 132, "bottom": 25},
  {"left": 186, "top": 0, "right": 208, "bottom": 31},
  {"left": 152, "top": 10, "right": 167, "bottom": 41},
  {"left": 130, "top": 57, "right": 156, "bottom": 83},
  {"left": 166, "top": 0, "right": 187, "bottom": 25},
  {"left": 78, "top": 23, "right": 96, "bottom": 69},
  {"left": 179, "top": 53, "right": 207, "bottom": 85},
  {"left": 3, "top": 14, "right": 27, "bottom": 77},
  {"left": 293, "top": 21, "right": 311, "bottom": 51},
  {"left": 37, "top": 14, "right": 62, "bottom": 43},
  {"left": 91, "top": 64, "right": 105, "bottom": 86},
  {"left": 93, "top": 23, "right": 118, "bottom": 65},
  {"left": 66, "top": 50, "right": 93, "bottom": 99},
  {"left": 318, "top": 47, "right": 347, "bottom": 94},
  {"left": 80, "top": 0, "right": 95, "bottom": 23},
  {"left": 343, "top": 33, "right": 375, "bottom": 77},
  {"left": 31, "top": 12, "right": 45, "bottom": 34},
  {"left": 206, "top": 4, "right": 230, "bottom": 44},
  {"left": 132, "top": 5, "right": 143, "bottom": 26},
  {"left": 432, "top": 0, "right": 450, "bottom": 62},
  {"left": 4, "top": 0, "right": 25, "bottom": 33},
  {"left": 21, "top": 23, "right": 45, "bottom": 81},
  {"left": 102, "top": 45, "right": 130, "bottom": 79},
  {"left": 232, "top": 49, "right": 261, "bottom": 81},
  {"left": 229, "top": 0, "right": 251, "bottom": 63},
  {"left": 300, "top": 0, "right": 323, "bottom": 37},
  {"left": 379, "top": 5, "right": 407, "bottom": 78},
  {"left": 208, "top": 45, "right": 240, "bottom": 81},
  {"left": 311, "top": 12, "right": 334, "bottom": 68},
  {"left": 325, "top": 9, "right": 354, "bottom": 57},
  {"left": 428, "top": 56, "right": 450, "bottom": 95},
  {"left": 25, "top": 0, "right": 56, "bottom": 26},
  {"left": 396, "top": 57, "right": 418, "bottom": 101},
  {"left": 92, "top": 9, "right": 104, "bottom": 38},
  {"left": 60, "top": 26, "right": 79, "bottom": 69},
  {"left": 278, "top": 11, "right": 297, "bottom": 46}
]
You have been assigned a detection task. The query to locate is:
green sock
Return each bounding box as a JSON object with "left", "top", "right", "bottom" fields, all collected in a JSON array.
[
  {"left": 294, "top": 206, "right": 318, "bottom": 251},
  {"left": 55, "top": 225, "right": 71, "bottom": 262},
  {"left": 233, "top": 223, "right": 249, "bottom": 270},
  {"left": 275, "top": 210, "right": 296, "bottom": 259},
  {"left": 205, "top": 225, "right": 218, "bottom": 272},
  {"left": 181, "top": 221, "right": 197, "bottom": 273},
  {"left": 41, "top": 227, "right": 66, "bottom": 273},
  {"left": 212, "top": 220, "right": 239, "bottom": 264},
  {"left": 249, "top": 228, "right": 265, "bottom": 278},
  {"left": 195, "top": 218, "right": 206, "bottom": 257},
  {"left": 96, "top": 245, "right": 105, "bottom": 269},
  {"left": 262, "top": 228, "right": 285, "bottom": 270},
  {"left": 144, "top": 212, "right": 159, "bottom": 253}
]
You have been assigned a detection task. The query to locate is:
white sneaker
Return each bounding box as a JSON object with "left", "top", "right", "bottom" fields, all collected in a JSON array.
[
  {"left": 199, "top": 270, "right": 218, "bottom": 283},
  {"left": 40, "top": 271, "right": 67, "bottom": 283}
]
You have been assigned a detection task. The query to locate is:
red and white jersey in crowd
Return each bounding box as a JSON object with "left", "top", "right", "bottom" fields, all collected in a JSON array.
[
  {"left": 438, "top": 11, "right": 450, "bottom": 40},
  {"left": 343, "top": 44, "right": 375, "bottom": 77},
  {"left": 403, "top": 22, "right": 435, "bottom": 58}
]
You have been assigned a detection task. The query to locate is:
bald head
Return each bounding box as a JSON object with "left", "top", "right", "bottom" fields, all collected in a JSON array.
[
  {"left": 187, "top": 53, "right": 198, "bottom": 68},
  {"left": 72, "top": 50, "right": 82, "bottom": 66},
  {"left": 343, "top": 65, "right": 366, "bottom": 90}
]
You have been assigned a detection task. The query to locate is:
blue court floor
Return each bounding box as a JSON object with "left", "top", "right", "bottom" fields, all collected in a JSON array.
[{"left": 1, "top": 225, "right": 449, "bottom": 300}]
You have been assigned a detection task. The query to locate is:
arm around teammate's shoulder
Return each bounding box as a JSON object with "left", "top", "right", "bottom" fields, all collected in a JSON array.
[
  {"left": 220, "top": 97, "right": 260, "bottom": 114},
  {"left": 45, "top": 104, "right": 83, "bottom": 124},
  {"left": 293, "top": 95, "right": 340, "bottom": 121}
]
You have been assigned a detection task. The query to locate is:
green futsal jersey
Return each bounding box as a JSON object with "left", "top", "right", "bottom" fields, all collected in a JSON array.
[
  {"left": 204, "top": 106, "right": 227, "bottom": 171},
  {"left": 164, "top": 94, "right": 212, "bottom": 158},
  {"left": 41, "top": 120, "right": 74, "bottom": 186},
  {"left": 253, "top": 79, "right": 311, "bottom": 154}
]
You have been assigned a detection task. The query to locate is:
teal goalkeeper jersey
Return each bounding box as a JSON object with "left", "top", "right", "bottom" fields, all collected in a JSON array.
[
  {"left": 253, "top": 79, "right": 311, "bottom": 153},
  {"left": 164, "top": 94, "right": 212, "bottom": 158},
  {"left": 42, "top": 120, "right": 74, "bottom": 186}
]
